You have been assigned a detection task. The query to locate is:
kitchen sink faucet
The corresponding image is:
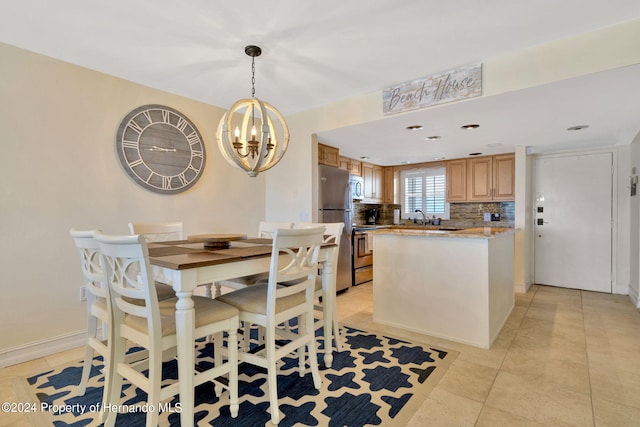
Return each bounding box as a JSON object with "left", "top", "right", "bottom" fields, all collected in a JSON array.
[{"left": 415, "top": 209, "right": 428, "bottom": 225}]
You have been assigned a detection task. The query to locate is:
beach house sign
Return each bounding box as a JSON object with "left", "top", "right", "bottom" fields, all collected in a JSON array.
[{"left": 383, "top": 63, "right": 482, "bottom": 115}]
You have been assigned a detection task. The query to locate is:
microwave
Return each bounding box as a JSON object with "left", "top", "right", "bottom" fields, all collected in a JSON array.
[{"left": 350, "top": 176, "right": 364, "bottom": 201}]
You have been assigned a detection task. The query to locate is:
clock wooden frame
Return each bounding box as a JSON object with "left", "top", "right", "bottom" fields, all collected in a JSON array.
[{"left": 115, "top": 105, "right": 206, "bottom": 194}]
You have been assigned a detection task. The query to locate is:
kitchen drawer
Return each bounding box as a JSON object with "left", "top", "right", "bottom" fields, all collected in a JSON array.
[{"left": 354, "top": 266, "right": 373, "bottom": 285}]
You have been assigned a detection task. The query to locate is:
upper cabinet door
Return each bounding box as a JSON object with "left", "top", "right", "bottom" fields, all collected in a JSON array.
[
  {"left": 362, "top": 162, "right": 383, "bottom": 202},
  {"left": 446, "top": 159, "right": 467, "bottom": 202},
  {"left": 318, "top": 143, "right": 339, "bottom": 167},
  {"left": 467, "top": 156, "right": 493, "bottom": 201},
  {"left": 492, "top": 154, "right": 515, "bottom": 201}
]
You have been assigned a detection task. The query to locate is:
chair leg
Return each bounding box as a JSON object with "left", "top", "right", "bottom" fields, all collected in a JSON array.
[
  {"left": 78, "top": 344, "right": 94, "bottom": 396},
  {"left": 305, "top": 310, "right": 322, "bottom": 389},
  {"left": 265, "top": 327, "right": 281, "bottom": 425},
  {"left": 297, "top": 315, "right": 305, "bottom": 377},
  {"left": 333, "top": 307, "right": 342, "bottom": 352},
  {"left": 103, "top": 335, "right": 126, "bottom": 427},
  {"left": 78, "top": 314, "right": 99, "bottom": 396},
  {"left": 213, "top": 331, "right": 223, "bottom": 397},
  {"left": 227, "top": 327, "right": 239, "bottom": 418},
  {"left": 146, "top": 351, "right": 163, "bottom": 427}
]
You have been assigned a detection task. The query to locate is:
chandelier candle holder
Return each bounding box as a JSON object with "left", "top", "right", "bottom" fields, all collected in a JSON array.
[{"left": 217, "top": 45, "right": 289, "bottom": 177}]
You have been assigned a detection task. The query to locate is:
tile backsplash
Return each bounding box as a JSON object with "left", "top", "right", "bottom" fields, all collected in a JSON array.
[
  {"left": 355, "top": 201, "right": 515, "bottom": 228},
  {"left": 447, "top": 202, "right": 515, "bottom": 228},
  {"left": 354, "top": 203, "right": 401, "bottom": 225}
]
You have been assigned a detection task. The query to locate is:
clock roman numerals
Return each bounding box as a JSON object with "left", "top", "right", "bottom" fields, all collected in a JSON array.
[
  {"left": 176, "top": 117, "right": 188, "bottom": 132},
  {"left": 162, "top": 109, "right": 171, "bottom": 124},
  {"left": 122, "top": 141, "right": 139, "bottom": 150},
  {"left": 162, "top": 176, "right": 172, "bottom": 190},
  {"left": 128, "top": 158, "right": 144, "bottom": 168},
  {"left": 187, "top": 132, "right": 201, "bottom": 145},
  {"left": 127, "top": 120, "right": 144, "bottom": 135}
]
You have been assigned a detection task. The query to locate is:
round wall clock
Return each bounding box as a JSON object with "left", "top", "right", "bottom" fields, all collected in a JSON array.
[{"left": 115, "top": 105, "right": 206, "bottom": 194}]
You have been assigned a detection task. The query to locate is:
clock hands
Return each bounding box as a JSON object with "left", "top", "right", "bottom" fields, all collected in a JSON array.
[{"left": 146, "top": 145, "right": 177, "bottom": 152}]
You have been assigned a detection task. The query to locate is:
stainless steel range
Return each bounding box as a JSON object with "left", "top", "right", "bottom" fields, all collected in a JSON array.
[{"left": 352, "top": 226, "right": 375, "bottom": 285}]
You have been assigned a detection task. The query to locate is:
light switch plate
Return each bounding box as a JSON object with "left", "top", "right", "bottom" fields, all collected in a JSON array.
[{"left": 483, "top": 212, "right": 491, "bottom": 222}]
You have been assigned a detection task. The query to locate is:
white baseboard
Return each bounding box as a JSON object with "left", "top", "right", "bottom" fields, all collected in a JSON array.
[
  {"left": 629, "top": 286, "right": 639, "bottom": 308},
  {"left": 0, "top": 330, "right": 89, "bottom": 368}
]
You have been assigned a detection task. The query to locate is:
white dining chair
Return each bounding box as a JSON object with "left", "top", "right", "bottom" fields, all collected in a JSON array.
[
  {"left": 95, "top": 232, "right": 240, "bottom": 427},
  {"left": 69, "top": 229, "right": 110, "bottom": 404},
  {"left": 214, "top": 221, "right": 294, "bottom": 293},
  {"left": 294, "top": 222, "right": 345, "bottom": 353},
  {"left": 127, "top": 221, "right": 190, "bottom": 299},
  {"left": 127, "top": 221, "right": 184, "bottom": 242},
  {"left": 217, "top": 227, "right": 324, "bottom": 425}
]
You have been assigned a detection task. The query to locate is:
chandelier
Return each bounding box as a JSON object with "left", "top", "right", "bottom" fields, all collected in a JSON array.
[{"left": 216, "top": 45, "right": 289, "bottom": 177}]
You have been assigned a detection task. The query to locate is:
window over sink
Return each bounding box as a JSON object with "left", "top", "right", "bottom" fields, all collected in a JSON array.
[{"left": 400, "top": 167, "right": 450, "bottom": 220}]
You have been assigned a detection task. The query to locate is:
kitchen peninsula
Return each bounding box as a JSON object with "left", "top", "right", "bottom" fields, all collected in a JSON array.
[{"left": 369, "top": 227, "right": 515, "bottom": 349}]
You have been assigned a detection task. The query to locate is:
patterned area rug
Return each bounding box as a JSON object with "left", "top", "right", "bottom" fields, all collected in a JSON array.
[{"left": 26, "top": 325, "right": 456, "bottom": 426}]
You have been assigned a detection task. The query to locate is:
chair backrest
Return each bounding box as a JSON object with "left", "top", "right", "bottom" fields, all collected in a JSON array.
[
  {"left": 294, "top": 222, "right": 344, "bottom": 246},
  {"left": 258, "top": 221, "right": 294, "bottom": 239},
  {"left": 127, "top": 222, "right": 184, "bottom": 242},
  {"left": 94, "top": 232, "right": 162, "bottom": 343},
  {"left": 69, "top": 229, "right": 107, "bottom": 311},
  {"left": 267, "top": 227, "right": 325, "bottom": 316}
]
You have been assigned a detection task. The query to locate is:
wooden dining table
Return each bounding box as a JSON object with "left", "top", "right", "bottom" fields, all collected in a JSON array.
[{"left": 147, "top": 237, "right": 338, "bottom": 427}]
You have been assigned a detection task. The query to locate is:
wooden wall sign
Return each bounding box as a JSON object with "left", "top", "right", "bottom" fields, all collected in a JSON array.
[{"left": 383, "top": 63, "right": 482, "bottom": 115}]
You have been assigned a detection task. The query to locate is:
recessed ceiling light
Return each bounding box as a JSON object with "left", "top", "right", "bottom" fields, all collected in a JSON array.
[
  {"left": 486, "top": 142, "right": 503, "bottom": 147},
  {"left": 425, "top": 135, "right": 441, "bottom": 140},
  {"left": 567, "top": 125, "right": 589, "bottom": 131},
  {"left": 406, "top": 125, "right": 424, "bottom": 130},
  {"left": 433, "top": 156, "right": 446, "bottom": 160},
  {"left": 360, "top": 156, "right": 369, "bottom": 160},
  {"left": 469, "top": 152, "right": 483, "bottom": 156},
  {"left": 401, "top": 161, "right": 412, "bottom": 164},
  {"left": 461, "top": 124, "right": 480, "bottom": 130}
]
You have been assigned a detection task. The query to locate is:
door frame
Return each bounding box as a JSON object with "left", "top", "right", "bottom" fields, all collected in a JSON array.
[{"left": 531, "top": 148, "right": 619, "bottom": 292}]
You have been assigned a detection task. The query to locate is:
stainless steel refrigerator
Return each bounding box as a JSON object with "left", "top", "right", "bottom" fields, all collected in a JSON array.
[{"left": 318, "top": 164, "right": 353, "bottom": 292}]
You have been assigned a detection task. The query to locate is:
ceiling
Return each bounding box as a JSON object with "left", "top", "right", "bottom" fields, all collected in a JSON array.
[{"left": 2, "top": 0, "right": 640, "bottom": 166}]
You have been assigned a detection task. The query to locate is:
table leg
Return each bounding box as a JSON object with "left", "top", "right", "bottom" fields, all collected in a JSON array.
[
  {"left": 173, "top": 270, "right": 196, "bottom": 427},
  {"left": 321, "top": 260, "right": 335, "bottom": 368}
]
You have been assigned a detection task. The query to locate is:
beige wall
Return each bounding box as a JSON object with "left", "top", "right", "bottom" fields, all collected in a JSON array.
[{"left": 0, "top": 42, "right": 267, "bottom": 359}]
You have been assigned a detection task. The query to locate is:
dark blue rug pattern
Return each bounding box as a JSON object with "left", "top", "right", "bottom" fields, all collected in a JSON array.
[{"left": 27, "top": 326, "right": 455, "bottom": 426}]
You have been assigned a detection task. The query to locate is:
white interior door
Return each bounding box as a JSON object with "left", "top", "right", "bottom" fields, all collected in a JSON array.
[{"left": 533, "top": 152, "right": 612, "bottom": 293}]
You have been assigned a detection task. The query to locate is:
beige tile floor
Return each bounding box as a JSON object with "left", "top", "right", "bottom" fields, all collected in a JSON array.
[
  {"left": 338, "top": 283, "right": 640, "bottom": 427},
  {"left": 2, "top": 282, "right": 639, "bottom": 426}
]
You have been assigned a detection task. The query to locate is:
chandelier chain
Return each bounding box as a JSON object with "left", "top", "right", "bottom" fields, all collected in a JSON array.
[{"left": 251, "top": 56, "right": 256, "bottom": 98}]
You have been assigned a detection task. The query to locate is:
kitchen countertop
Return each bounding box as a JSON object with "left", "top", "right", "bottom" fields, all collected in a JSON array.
[{"left": 368, "top": 226, "right": 515, "bottom": 239}]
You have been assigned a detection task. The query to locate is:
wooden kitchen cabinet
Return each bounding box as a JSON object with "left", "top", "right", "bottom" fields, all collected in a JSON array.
[
  {"left": 318, "top": 143, "right": 339, "bottom": 167},
  {"left": 467, "top": 154, "right": 515, "bottom": 201},
  {"left": 339, "top": 156, "right": 362, "bottom": 176},
  {"left": 492, "top": 154, "right": 516, "bottom": 200},
  {"left": 362, "top": 162, "right": 383, "bottom": 202},
  {"left": 446, "top": 159, "right": 467, "bottom": 202},
  {"left": 383, "top": 166, "right": 395, "bottom": 203}
]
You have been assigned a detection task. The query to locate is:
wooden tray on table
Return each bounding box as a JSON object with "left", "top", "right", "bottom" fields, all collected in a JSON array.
[{"left": 187, "top": 233, "right": 247, "bottom": 249}]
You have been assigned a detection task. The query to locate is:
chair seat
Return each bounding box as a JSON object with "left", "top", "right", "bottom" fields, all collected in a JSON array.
[
  {"left": 218, "top": 284, "right": 305, "bottom": 315},
  {"left": 124, "top": 296, "right": 239, "bottom": 336},
  {"left": 218, "top": 272, "right": 268, "bottom": 289},
  {"left": 154, "top": 282, "right": 176, "bottom": 300}
]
